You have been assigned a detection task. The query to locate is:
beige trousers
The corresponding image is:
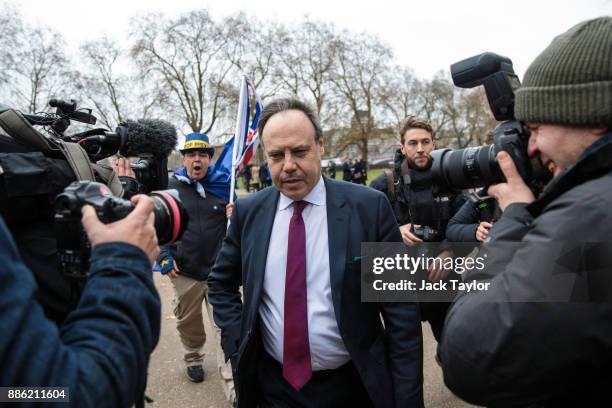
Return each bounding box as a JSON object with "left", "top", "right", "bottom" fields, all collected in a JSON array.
[{"left": 171, "top": 274, "right": 236, "bottom": 403}]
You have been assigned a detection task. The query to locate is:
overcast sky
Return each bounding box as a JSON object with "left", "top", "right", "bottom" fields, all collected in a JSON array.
[{"left": 9, "top": 0, "right": 612, "bottom": 79}]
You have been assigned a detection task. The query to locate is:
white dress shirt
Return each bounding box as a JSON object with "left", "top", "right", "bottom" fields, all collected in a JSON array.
[{"left": 259, "top": 176, "right": 350, "bottom": 370}]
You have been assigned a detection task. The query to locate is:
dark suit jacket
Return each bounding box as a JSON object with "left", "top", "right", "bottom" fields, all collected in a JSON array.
[{"left": 208, "top": 176, "right": 424, "bottom": 408}]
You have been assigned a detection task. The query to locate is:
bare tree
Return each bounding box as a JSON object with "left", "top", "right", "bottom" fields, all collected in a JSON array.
[
  {"left": 417, "top": 72, "right": 495, "bottom": 148},
  {"left": 412, "top": 72, "right": 455, "bottom": 141},
  {"left": 0, "top": 4, "right": 23, "bottom": 94},
  {"left": 222, "top": 13, "right": 282, "bottom": 99},
  {"left": 445, "top": 87, "right": 497, "bottom": 148},
  {"left": 130, "top": 10, "right": 236, "bottom": 134},
  {"left": 379, "top": 66, "right": 421, "bottom": 128},
  {"left": 273, "top": 20, "right": 339, "bottom": 118},
  {"left": 330, "top": 31, "right": 393, "bottom": 163},
  {"left": 4, "top": 22, "right": 69, "bottom": 113},
  {"left": 70, "top": 37, "right": 129, "bottom": 128}
]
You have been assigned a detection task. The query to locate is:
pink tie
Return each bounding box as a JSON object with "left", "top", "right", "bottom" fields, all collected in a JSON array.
[{"left": 283, "top": 200, "right": 312, "bottom": 391}]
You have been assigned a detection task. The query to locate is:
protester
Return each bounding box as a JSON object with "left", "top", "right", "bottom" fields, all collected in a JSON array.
[
  {"left": 0, "top": 196, "right": 160, "bottom": 408},
  {"left": 369, "top": 116, "right": 466, "bottom": 342},
  {"left": 440, "top": 17, "right": 612, "bottom": 407},
  {"left": 209, "top": 98, "right": 423, "bottom": 408},
  {"left": 156, "top": 133, "right": 235, "bottom": 402}
]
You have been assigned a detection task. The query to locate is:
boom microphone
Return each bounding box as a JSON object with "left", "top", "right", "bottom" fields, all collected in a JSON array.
[
  {"left": 119, "top": 119, "right": 178, "bottom": 158},
  {"left": 77, "top": 118, "right": 177, "bottom": 160}
]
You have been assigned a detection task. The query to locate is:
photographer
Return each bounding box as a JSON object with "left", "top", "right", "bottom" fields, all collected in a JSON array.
[
  {"left": 439, "top": 17, "right": 612, "bottom": 407},
  {"left": 0, "top": 195, "right": 161, "bottom": 407},
  {"left": 446, "top": 188, "right": 500, "bottom": 242},
  {"left": 370, "top": 116, "right": 466, "bottom": 342}
]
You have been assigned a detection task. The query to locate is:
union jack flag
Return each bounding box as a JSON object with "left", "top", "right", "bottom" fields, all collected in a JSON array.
[
  {"left": 235, "top": 81, "right": 262, "bottom": 175},
  {"left": 228, "top": 76, "right": 264, "bottom": 202}
]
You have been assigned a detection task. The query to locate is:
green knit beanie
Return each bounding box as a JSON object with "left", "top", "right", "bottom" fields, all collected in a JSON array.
[{"left": 515, "top": 17, "right": 612, "bottom": 128}]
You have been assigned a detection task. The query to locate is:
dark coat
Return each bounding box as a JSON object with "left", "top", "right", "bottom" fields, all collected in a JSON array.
[
  {"left": 369, "top": 150, "right": 465, "bottom": 237},
  {"left": 0, "top": 217, "right": 160, "bottom": 408},
  {"left": 353, "top": 159, "right": 367, "bottom": 183},
  {"left": 446, "top": 189, "right": 499, "bottom": 242},
  {"left": 158, "top": 176, "right": 228, "bottom": 281},
  {"left": 342, "top": 161, "right": 353, "bottom": 181},
  {"left": 440, "top": 132, "right": 612, "bottom": 407},
  {"left": 208, "top": 177, "right": 424, "bottom": 408}
]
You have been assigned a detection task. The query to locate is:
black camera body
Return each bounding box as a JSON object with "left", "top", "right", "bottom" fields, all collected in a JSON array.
[
  {"left": 412, "top": 225, "right": 440, "bottom": 242},
  {"left": 1, "top": 99, "right": 179, "bottom": 322},
  {"left": 429, "top": 53, "right": 551, "bottom": 191},
  {"left": 54, "top": 181, "right": 188, "bottom": 278}
]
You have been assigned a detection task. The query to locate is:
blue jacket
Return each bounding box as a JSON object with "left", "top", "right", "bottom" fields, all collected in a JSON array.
[{"left": 0, "top": 217, "right": 161, "bottom": 407}]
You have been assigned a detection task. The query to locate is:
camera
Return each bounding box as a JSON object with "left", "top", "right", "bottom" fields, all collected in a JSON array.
[
  {"left": 429, "top": 53, "right": 551, "bottom": 191},
  {"left": 54, "top": 181, "right": 188, "bottom": 278},
  {"left": 0, "top": 99, "right": 180, "bottom": 321},
  {"left": 412, "top": 225, "right": 440, "bottom": 242},
  {"left": 1, "top": 99, "right": 177, "bottom": 192}
]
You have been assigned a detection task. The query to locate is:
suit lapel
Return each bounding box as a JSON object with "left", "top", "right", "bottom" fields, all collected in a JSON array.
[
  {"left": 324, "top": 177, "right": 348, "bottom": 327},
  {"left": 248, "top": 189, "right": 280, "bottom": 323}
]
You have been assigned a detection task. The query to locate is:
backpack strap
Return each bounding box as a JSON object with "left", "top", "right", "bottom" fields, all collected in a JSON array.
[{"left": 384, "top": 169, "right": 395, "bottom": 202}]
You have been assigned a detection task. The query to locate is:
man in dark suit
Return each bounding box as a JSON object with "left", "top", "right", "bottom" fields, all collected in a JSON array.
[{"left": 208, "top": 98, "right": 423, "bottom": 408}]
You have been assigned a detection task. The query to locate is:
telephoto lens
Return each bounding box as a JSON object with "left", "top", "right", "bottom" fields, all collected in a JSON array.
[
  {"left": 55, "top": 181, "right": 188, "bottom": 246},
  {"left": 149, "top": 189, "right": 189, "bottom": 245},
  {"left": 54, "top": 181, "right": 189, "bottom": 279}
]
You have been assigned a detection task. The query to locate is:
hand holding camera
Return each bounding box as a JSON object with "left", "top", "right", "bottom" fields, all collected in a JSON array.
[
  {"left": 399, "top": 223, "right": 424, "bottom": 246},
  {"left": 487, "top": 151, "right": 535, "bottom": 211},
  {"left": 82, "top": 195, "right": 160, "bottom": 264}
]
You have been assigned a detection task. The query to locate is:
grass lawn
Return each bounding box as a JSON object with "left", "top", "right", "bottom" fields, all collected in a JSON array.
[
  {"left": 236, "top": 166, "right": 390, "bottom": 191},
  {"left": 329, "top": 167, "right": 386, "bottom": 185}
]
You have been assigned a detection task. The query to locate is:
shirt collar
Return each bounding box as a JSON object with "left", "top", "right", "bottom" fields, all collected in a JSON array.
[{"left": 278, "top": 176, "right": 326, "bottom": 211}]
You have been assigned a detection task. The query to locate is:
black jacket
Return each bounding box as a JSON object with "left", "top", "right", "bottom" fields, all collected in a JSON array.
[
  {"left": 446, "top": 189, "right": 500, "bottom": 242},
  {"left": 370, "top": 149, "right": 465, "bottom": 241},
  {"left": 342, "top": 161, "right": 353, "bottom": 181},
  {"left": 158, "top": 176, "right": 228, "bottom": 281},
  {"left": 440, "top": 132, "right": 612, "bottom": 407},
  {"left": 208, "top": 177, "right": 424, "bottom": 408}
]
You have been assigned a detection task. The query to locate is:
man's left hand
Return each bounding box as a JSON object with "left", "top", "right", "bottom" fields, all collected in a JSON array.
[
  {"left": 428, "top": 249, "right": 453, "bottom": 282},
  {"left": 488, "top": 151, "right": 535, "bottom": 211},
  {"left": 226, "top": 203, "right": 234, "bottom": 219}
]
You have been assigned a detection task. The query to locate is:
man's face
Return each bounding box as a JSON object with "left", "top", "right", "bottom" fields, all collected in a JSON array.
[
  {"left": 400, "top": 128, "right": 435, "bottom": 169},
  {"left": 527, "top": 123, "right": 603, "bottom": 178},
  {"left": 262, "top": 109, "right": 324, "bottom": 201},
  {"left": 182, "top": 150, "right": 210, "bottom": 181}
]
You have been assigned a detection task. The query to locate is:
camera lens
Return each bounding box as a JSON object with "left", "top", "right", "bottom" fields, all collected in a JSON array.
[
  {"left": 431, "top": 145, "right": 503, "bottom": 191},
  {"left": 149, "top": 190, "right": 189, "bottom": 245}
]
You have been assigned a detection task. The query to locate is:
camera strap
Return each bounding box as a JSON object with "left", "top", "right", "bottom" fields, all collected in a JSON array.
[
  {"left": 0, "top": 108, "right": 123, "bottom": 197},
  {"left": 91, "top": 163, "right": 124, "bottom": 197},
  {"left": 0, "top": 108, "right": 60, "bottom": 154},
  {"left": 56, "top": 140, "right": 96, "bottom": 181}
]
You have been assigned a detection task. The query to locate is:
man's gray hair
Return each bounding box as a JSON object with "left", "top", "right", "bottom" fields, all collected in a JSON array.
[{"left": 257, "top": 98, "right": 323, "bottom": 143}]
